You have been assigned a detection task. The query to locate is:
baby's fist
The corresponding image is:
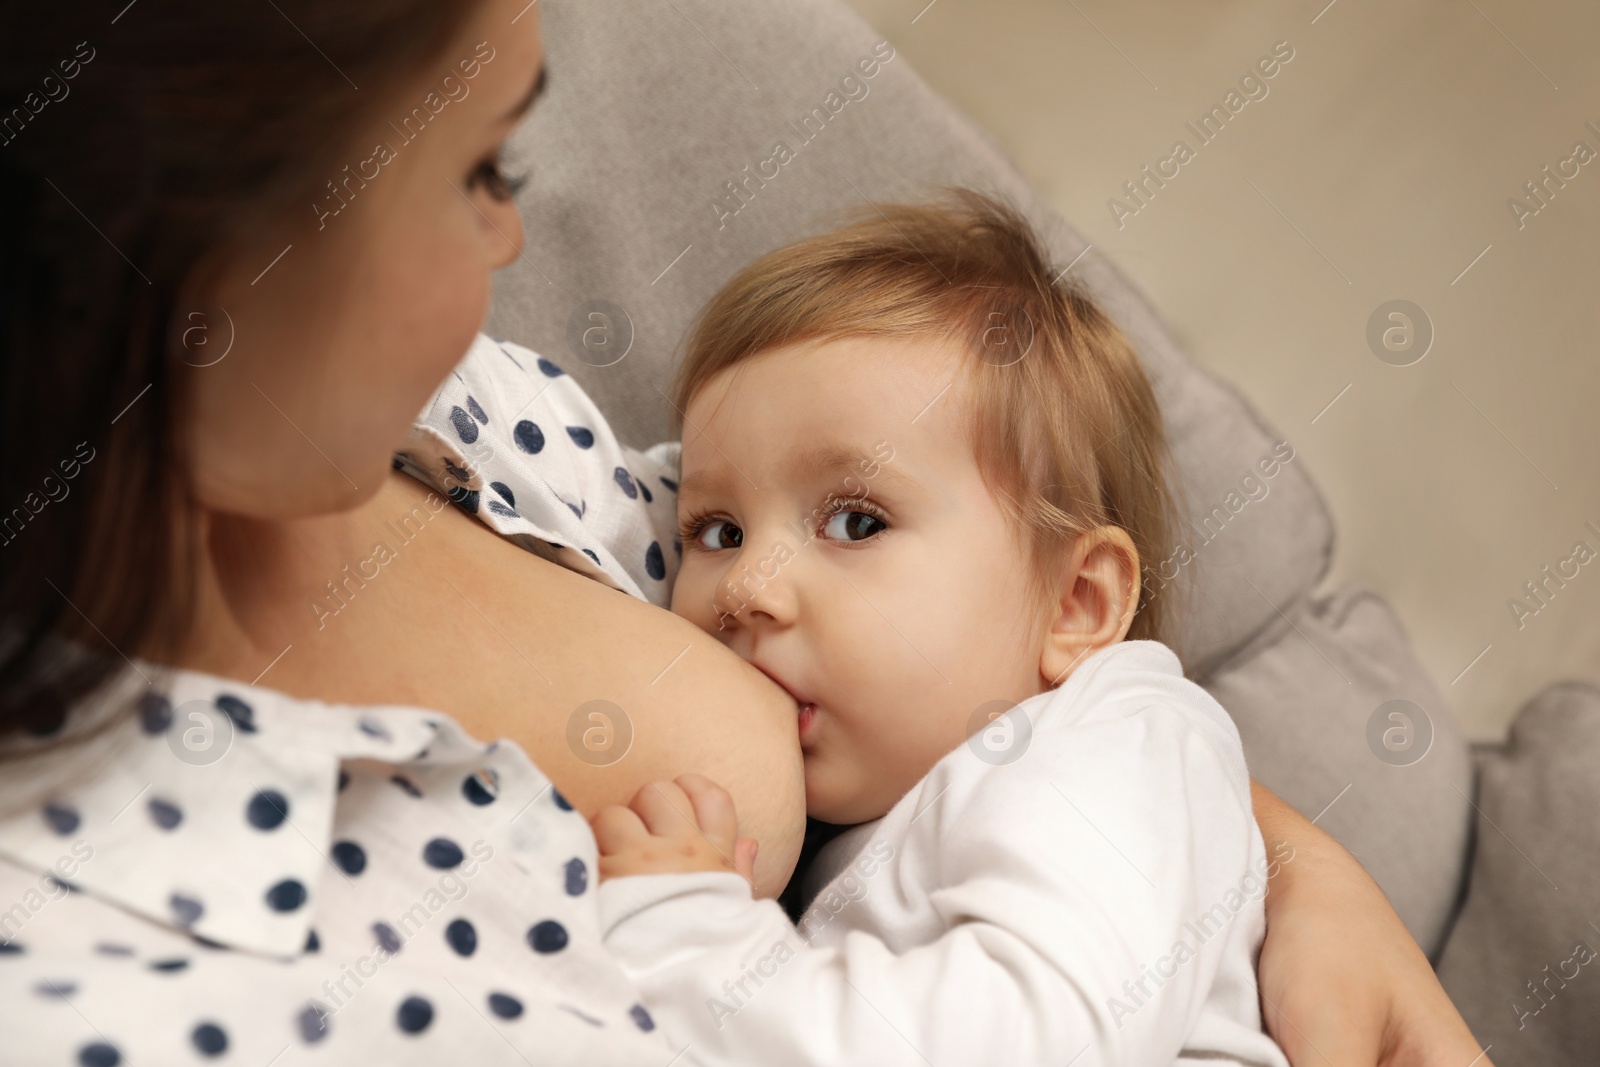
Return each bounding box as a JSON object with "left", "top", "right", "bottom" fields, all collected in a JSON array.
[{"left": 590, "top": 774, "right": 759, "bottom": 886}]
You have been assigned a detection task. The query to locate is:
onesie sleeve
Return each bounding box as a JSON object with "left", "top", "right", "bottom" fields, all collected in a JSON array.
[{"left": 597, "top": 671, "right": 1274, "bottom": 1067}]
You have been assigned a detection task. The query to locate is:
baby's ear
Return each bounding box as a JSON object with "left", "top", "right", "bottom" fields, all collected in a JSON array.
[{"left": 1038, "top": 526, "right": 1141, "bottom": 687}]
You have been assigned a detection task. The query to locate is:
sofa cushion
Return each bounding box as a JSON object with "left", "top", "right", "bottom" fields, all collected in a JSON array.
[
  {"left": 487, "top": 0, "right": 1334, "bottom": 676},
  {"left": 1200, "top": 586, "right": 1474, "bottom": 954},
  {"left": 1437, "top": 682, "right": 1600, "bottom": 1065}
]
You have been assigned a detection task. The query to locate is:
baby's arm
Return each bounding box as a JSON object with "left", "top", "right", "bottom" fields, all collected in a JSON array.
[{"left": 592, "top": 700, "right": 1269, "bottom": 1067}]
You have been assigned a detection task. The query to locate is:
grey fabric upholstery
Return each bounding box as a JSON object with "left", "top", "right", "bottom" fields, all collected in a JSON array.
[
  {"left": 486, "top": 0, "right": 1584, "bottom": 1055},
  {"left": 1200, "top": 587, "right": 1474, "bottom": 955},
  {"left": 1436, "top": 683, "right": 1600, "bottom": 1065}
]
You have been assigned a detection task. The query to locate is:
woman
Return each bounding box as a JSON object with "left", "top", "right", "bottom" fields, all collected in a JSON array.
[{"left": 0, "top": 0, "right": 1486, "bottom": 1063}]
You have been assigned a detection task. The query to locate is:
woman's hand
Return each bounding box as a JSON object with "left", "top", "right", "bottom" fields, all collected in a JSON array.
[
  {"left": 592, "top": 773, "right": 760, "bottom": 885},
  {"left": 1252, "top": 781, "right": 1492, "bottom": 1067}
]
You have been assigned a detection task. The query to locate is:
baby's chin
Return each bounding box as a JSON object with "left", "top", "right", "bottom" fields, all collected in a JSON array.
[{"left": 803, "top": 755, "right": 895, "bottom": 826}]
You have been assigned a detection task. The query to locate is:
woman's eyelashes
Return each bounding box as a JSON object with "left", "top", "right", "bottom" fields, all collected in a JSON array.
[
  {"left": 680, "top": 499, "right": 889, "bottom": 552},
  {"left": 466, "top": 148, "right": 526, "bottom": 201}
]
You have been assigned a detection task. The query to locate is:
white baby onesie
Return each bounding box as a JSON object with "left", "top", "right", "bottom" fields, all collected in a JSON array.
[{"left": 597, "top": 639, "right": 1293, "bottom": 1067}]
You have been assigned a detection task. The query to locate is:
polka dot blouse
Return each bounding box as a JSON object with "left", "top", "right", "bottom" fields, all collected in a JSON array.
[{"left": 0, "top": 337, "right": 689, "bottom": 1064}]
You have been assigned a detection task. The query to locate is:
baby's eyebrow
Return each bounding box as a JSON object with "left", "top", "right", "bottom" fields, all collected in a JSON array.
[
  {"left": 677, "top": 442, "right": 915, "bottom": 503},
  {"left": 781, "top": 443, "right": 916, "bottom": 496}
]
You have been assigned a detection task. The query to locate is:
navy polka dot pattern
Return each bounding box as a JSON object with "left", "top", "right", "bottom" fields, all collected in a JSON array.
[
  {"left": 630, "top": 1003, "right": 657, "bottom": 1031},
  {"left": 488, "top": 992, "right": 524, "bottom": 1019},
  {"left": 513, "top": 420, "right": 544, "bottom": 454},
  {"left": 564, "top": 857, "right": 588, "bottom": 896},
  {"left": 422, "top": 838, "right": 464, "bottom": 869},
  {"left": 191, "top": 1022, "right": 228, "bottom": 1057},
  {"left": 215, "top": 694, "right": 256, "bottom": 733},
  {"left": 536, "top": 356, "right": 564, "bottom": 377},
  {"left": 393, "top": 333, "right": 684, "bottom": 608},
  {"left": 374, "top": 922, "right": 403, "bottom": 955},
  {"left": 445, "top": 918, "right": 477, "bottom": 957},
  {"left": 397, "top": 995, "right": 434, "bottom": 1034},
  {"left": 264, "top": 879, "right": 307, "bottom": 912},
  {"left": 137, "top": 692, "right": 172, "bottom": 735},
  {"left": 331, "top": 841, "right": 367, "bottom": 875},
  {"left": 78, "top": 1042, "right": 120, "bottom": 1066},
  {"left": 147, "top": 797, "right": 183, "bottom": 830},
  {"left": 449, "top": 405, "right": 479, "bottom": 444},
  {"left": 461, "top": 771, "right": 498, "bottom": 806},
  {"left": 527, "top": 920, "right": 569, "bottom": 954},
  {"left": 297, "top": 1003, "right": 329, "bottom": 1044},
  {"left": 169, "top": 894, "right": 203, "bottom": 927},
  {"left": 358, "top": 716, "right": 393, "bottom": 741},
  {"left": 42, "top": 803, "right": 79, "bottom": 836},
  {"left": 247, "top": 789, "right": 289, "bottom": 830},
  {"left": 613, "top": 467, "right": 638, "bottom": 499}
]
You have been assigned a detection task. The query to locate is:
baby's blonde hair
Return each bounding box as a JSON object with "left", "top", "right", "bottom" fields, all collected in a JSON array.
[{"left": 671, "top": 189, "right": 1180, "bottom": 650}]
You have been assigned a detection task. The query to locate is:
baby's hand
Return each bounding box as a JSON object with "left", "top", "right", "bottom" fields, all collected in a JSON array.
[{"left": 590, "top": 773, "right": 759, "bottom": 886}]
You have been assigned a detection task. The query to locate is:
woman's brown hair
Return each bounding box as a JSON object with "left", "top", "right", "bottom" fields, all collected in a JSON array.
[
  {"left": 672, "top": 189, "right": 1181, "bottom": 651},
  {"left": 0, "top": 1, "right": 485, "bottom": 747}
]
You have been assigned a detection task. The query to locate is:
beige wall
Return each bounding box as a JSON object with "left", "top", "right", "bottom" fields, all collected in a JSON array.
[{"left": 847, "top": 0, "right": 1600, "bottom": 740}]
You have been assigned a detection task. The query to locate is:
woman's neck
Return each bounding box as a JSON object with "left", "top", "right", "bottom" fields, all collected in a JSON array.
[{"left": 175, "top": 475, "right": 421, "bottom": 684}]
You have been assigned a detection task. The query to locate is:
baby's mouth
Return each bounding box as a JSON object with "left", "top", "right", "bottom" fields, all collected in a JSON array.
[{"left": 798, "top": 702, "right": 818, "bottom": 744}]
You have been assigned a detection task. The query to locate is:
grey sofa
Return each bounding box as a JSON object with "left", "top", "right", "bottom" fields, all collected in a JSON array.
[{"left": 487, "top": 2, "right": 1600, "bottom": 1062}]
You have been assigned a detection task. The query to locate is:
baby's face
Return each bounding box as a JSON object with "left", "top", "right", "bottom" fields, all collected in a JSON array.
[{"left": 671, "top": 335, "right": 1052, "bottom": 824}]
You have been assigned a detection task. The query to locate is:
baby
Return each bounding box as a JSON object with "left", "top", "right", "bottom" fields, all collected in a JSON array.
[{"left": 589, "top": 190, "right": 1291, "bottom": 1066}]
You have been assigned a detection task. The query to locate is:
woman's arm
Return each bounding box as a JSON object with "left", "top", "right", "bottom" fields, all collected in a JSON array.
[{"left": 1252, "top": 781, "right": 1492, "bottom": 1067}]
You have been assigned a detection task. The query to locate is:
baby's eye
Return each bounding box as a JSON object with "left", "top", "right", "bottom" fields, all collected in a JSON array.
[
  {"left": 821, "top": 509, "right": 887, "bottom": 543},
  {"left": 696, "top": 519, "right": 744, "bottom": 551}
]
